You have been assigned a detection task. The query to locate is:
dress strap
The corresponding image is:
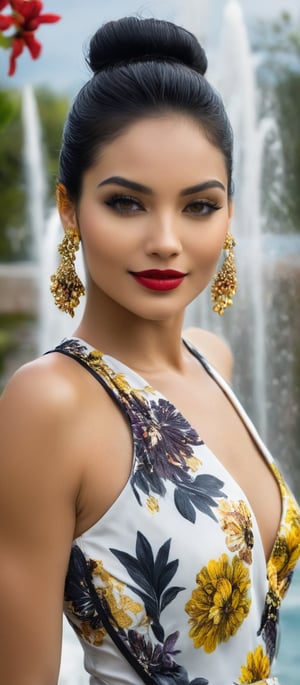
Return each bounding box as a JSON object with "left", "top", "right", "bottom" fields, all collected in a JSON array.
[{"left": 44, "top": 339, "right": 128, "bottom": 414}]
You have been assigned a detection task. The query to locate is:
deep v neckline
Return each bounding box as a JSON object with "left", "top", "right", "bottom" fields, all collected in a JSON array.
[
  {"left": 67, "top": 335, "right": 284, "bottom": 569},
  {"left": 182, "top": 338, "right": 284, "bottom": 568}
]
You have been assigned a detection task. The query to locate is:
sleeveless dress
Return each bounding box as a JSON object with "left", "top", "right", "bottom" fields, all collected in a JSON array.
[{"left": 51, "top": 337, "right": 300, "bottom": 685}]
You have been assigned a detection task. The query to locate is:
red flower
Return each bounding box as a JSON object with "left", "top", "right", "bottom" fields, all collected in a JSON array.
[
  {"left": 0, "top": 0, "right": 60, "bottom": 75},
  {"left": 0, "top": 13, "right": 13, "bottom": 29},
  {"left": 11, "top": 1, "right": 60, "bottom": 31},
  {"left": 8, "top": 33, "right": 23, "bottom": 74},
  {"left": 8, "top": 29, "right": 42, "bottom": 74}
]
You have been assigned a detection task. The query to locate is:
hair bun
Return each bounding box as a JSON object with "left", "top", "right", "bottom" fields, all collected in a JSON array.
[{"left": 87, "top": 16, "right": 207, "bottom": 76}]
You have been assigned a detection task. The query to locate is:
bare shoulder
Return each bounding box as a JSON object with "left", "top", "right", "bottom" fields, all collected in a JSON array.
[
  {"left": 1, "top": 350, "right": 94, "bottom": 424},
  {"left": 0, "top": 349, "right": 118, "bottom": 486},
  {"left": 183, "top": 326, "right": 233, "bottom": 382},
  {"left": 0, "top": 352, "right": 86, "bottom": 491},
  {"left": 0, "top": 351, "right": 101, "bottom": 485}
]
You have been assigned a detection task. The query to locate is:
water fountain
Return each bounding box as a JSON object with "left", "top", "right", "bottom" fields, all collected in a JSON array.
[
  {"left": 22, "top": 84, "right": 46, "bottom": 262},
  {"left": 21, "top": 83, "right": 86, "bottom": 355},
  {"left": 183, "top": 0, "right": 300, "bottom": 494},
  {"left": 184, "top": 0, "right": 269, "bottom": 435}
]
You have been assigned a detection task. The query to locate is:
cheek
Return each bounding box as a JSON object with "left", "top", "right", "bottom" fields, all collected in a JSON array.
[
  {"left": 191, "top": 229, "right": 227, "bottom": 262},
  {"left": 79, "top": 209, "right": 114, "bottom": 255},
  {"left": 188, "top": 227, "right": 228, "bottom": 283}
]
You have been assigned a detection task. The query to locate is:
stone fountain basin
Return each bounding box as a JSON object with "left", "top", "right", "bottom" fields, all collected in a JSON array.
[{"left": 0, "top": 262, "right": 38, "bottom": 315}]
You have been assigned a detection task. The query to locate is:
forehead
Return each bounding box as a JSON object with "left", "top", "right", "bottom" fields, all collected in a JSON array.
[{"left": 88, "top": 114, "right": 228, "bottom": 188}]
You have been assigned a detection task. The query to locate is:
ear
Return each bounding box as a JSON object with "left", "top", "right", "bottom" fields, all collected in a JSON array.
[{"left": 56, "top": 182, "right": 78, "bottom": 232}]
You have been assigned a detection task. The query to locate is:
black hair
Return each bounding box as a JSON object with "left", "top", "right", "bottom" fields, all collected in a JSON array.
[{"left": 59, "top": 16, "right": 233, "bottom": 201}]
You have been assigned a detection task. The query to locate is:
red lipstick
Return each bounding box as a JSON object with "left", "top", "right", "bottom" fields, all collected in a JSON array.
[{"left": 131, "top": 269, "right": 186, "bottom": 291}]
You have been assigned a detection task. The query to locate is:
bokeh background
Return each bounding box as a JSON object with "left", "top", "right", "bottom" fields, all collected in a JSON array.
[{"left": 0, "top": 1, "right": 299, "bottom": 683}]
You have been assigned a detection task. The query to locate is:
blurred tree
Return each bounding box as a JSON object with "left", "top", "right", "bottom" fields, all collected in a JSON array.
[
  {"left": 0, "top": 89, "right": 27, "bottom": 261},
  {"left": 0, "top": 88, "right": 15, "bottom": 130},
  {"left": 253, "top": 12, "right": 300, "bottom": 233},
  {"left": 0, "top": 87, "right": 69, "bottom": 262},
  {"left": 35, "top": 88, "right": 69, "bottom": 198}
]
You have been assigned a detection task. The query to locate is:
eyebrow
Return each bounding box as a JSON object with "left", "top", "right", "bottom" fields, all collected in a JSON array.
[
  {"left": 180, "top": 180, "right": 226, "bottom": 195},
  {"left": 97, "top": 176, "right": 226, "bottom": 195}
]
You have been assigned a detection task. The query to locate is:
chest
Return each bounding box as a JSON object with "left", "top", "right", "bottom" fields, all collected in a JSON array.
[
  {"left": 78, "top": 358, "right": 282, "bottom": 564},
  {"left": 126, "top": 364, "right": 282, "bottom": 563}
]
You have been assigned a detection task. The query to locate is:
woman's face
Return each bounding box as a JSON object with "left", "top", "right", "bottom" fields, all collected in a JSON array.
[{"left": 73, "top": 114, "right": 233, "bottom": 322}]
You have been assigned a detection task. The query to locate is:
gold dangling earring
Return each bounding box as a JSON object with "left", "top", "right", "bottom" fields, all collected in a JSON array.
[
  {"left": 211, "top": 232, "right": 237, "bottom": 315},
  {"left": 50, "top": 228, "right": 85, "bottom": 317}
]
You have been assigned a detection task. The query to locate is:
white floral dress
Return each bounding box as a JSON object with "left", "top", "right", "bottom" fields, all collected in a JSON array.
[{"left": 51, "top": 338, "right": 300, "bottom": 685}]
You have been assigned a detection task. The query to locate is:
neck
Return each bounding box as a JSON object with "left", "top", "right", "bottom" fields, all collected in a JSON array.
[{"left": 74, "top": 293, "right": 187, "bottom": 373}]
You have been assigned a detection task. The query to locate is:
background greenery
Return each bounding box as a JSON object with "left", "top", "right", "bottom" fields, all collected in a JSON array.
[
  {"left": 0, "top": 89, "right": 68, "bottom": 381},
  {"left": 255, "top": 12, "right": 300, "bottom": 233},
  {"left": 0, "top": 88, "right": 68, "bottom": 261}
]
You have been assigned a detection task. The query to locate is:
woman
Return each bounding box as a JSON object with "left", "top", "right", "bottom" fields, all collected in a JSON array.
[{"left": 0, "top": 16, "right": 299, "bottom": 685}]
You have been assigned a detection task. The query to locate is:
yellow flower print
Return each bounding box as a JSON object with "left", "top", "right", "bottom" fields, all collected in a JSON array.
[
  {"left": 218, "top": 499, "right": 254, "bottom": 564},
  {"left": 239, "top": 645, "right": 270, "bottom": 683},
  {"left": 90, "top": 559, "right": 143, "bottom": 629},
  {"left": 185, "top": 553, "right": 251, "bottom": 652},
  {"left": 285, "top": 496, "right": 300, "bottom": 531},
  {"left": 77, "top": 620, "right": 106, "bottom": 646},
  {"left": 271, "top": 462, "right": 300, "bottom": 530},
  {"left": 268, "top": 528, "right": 300, "bottom": 599},
  {"left": 64, "top": 598, "right": 107, "bottom": 646},
  {"left": 269, "top": 463, "right": 288, "bottom": 497},
  {"left": 88, "top": 351, "right": 136, "bottom": 395},
  {"left": 85, "top": 349, "right": 155, "bottom": 399},
  {"left": 147, "top": 495, "right": 160, "bottom": 514},
  {"left": 183, "top": 454, "right": 202, "bottom": 472}
]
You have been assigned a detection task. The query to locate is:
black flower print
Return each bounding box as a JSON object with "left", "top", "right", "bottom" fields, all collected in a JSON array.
[
  {"left": 111, "top": 531, "right": 185, "bottom": 643},
  {"left": 127, "top": 394, "right": 203, "bottom": 490},
  {"left": 131, "top": 397, "right": 203, "bottom": 476},
  {"left": 64, "top": 538, "right": 209, "bottom": 685},
  {"left": 129, "top": 397, "right": 227, "bottom": 523},
  {"left": 173, "top": 474, "right": 227, "bottom": 524},
  {"left": 119, "top": 629, "right": 208, "bottom": 685},
  {"left": 64, "top": 544, "right": 107, "bottom": 631},
  {"left": 258, "top": 525, "right": 300, "bottom": 663},
  {"left": 55, "top": 340, "right": 227, "bottom": 524},
  {"left": 257, "top": 588, "right": 280, "bottom": 663},
  {"left": 56, "top": 338, "right": 88, "bottom": 357}
]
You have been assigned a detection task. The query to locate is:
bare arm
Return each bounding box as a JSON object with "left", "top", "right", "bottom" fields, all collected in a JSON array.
[
  {"left": 183, "top": 326, "right": 234, "bottom": 383},
  {"left": 0, "top": 359, "right": 81, "bottom": 685}
]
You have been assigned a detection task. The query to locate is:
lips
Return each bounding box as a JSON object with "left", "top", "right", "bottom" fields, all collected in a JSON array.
[{"left": 131, "top": 269, "right": 187, "bottom": 291}]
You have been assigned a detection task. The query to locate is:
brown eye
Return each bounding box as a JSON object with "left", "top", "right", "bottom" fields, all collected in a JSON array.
[
  {"left": 184, "top": 200, "right": 221, "bottom": 216},
  {"left": 105, "top": 195, "right": 144, "bottom": 214}
]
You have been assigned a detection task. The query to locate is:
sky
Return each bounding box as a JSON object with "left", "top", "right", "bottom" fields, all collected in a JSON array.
[{"left": 0, "top": 0, "right": 299, "bottom": 93}]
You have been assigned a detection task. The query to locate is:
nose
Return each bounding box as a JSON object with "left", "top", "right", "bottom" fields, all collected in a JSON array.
[{"left": 145, "top": 211, "right": 183, "bottom": 259}]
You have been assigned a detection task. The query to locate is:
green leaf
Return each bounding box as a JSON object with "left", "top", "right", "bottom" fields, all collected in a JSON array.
[{"left": 0, "top": 33, "right": 12, "bottom": 49}]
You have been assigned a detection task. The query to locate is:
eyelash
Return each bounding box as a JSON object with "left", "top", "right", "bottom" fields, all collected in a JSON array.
[
  {"left": 185, "top": 199, "right": 222, "bottom": 216},
  {"left": 104, "top": 194, "right": 222, "bottom": 216},
  {"left": 105, "top": 195, "right": 142, "bottom": 214}
]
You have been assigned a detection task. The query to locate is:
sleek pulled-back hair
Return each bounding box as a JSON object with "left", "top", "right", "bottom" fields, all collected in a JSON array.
[{"left": 59, "top": 17, "right": 233, "bottom": 201}]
